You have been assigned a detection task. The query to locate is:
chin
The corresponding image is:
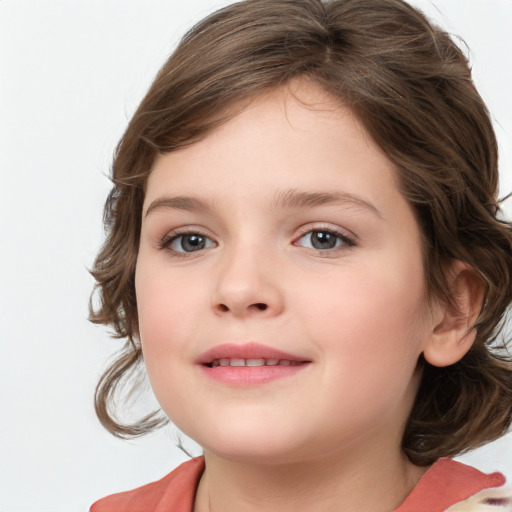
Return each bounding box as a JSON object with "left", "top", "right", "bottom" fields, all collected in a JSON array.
[{"left": 180, "top": 419, "right": 309, "bottom": 465}]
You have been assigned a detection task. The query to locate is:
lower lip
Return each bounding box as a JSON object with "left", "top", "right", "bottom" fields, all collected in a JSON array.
[{"left": 199, "top": 363, "right": 309, "bottom": 385}]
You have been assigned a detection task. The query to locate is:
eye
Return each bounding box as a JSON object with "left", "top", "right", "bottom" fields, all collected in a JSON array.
[
  {"left": 165, "top": 232, "right": 216, "bottom": 253},
  {"left": 295, "top": 229, "right": 355, "bottom": 251}
]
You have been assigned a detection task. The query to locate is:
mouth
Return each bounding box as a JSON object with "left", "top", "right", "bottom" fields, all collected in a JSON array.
[
  {"left": 197, "top": 342, "right": 311, "bottom": 385},
  {"left": 206, "top": 358, "right": 304, "bottom": 368}
]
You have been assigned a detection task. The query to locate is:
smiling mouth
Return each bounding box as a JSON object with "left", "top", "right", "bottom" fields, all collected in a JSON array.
[
  {"left": 206, "top": 358, "right": 305, "bottom": 368},
  {"left": 197, "top": 342, "right": 311, "bottom": 385}
]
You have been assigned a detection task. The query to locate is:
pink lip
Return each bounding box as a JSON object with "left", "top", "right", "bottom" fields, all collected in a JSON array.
[
  {"left": 196, "top": 342, "right": 311, "bottom": 386},
  {"left": 196, "top": 342, "right": 306, "bottom": 364}
]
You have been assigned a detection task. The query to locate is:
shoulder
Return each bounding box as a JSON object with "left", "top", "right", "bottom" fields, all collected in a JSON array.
[
  {"left": 397, "top": 459, "right": 512, "bottom": 512},
  {"left": 89, "top": 456, "right": 205, "bottom": 512}
]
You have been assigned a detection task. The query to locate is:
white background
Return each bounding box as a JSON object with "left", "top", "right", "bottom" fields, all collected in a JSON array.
[{"left": 1, "top": 1, "right": 511, "bottom": 511}]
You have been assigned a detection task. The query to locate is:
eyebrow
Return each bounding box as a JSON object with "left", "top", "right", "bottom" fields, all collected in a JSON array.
[
  {"left": 145, "top": 195, "right": 215, "bottom": 217},
  {"left": 271, "top": 189, "right": 383, "bottom": 218},
  {"left": 144, "top": 188, "right": 382, "bottom": 219}
]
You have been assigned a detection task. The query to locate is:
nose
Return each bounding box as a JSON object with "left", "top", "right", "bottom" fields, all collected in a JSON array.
[{"left": 211, "top": 242, "right": 284, "bottom": 318}]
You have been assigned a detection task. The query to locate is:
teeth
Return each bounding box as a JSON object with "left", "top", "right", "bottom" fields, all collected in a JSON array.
[
  {"left": 209, "top": 358, "right": 300, "bottom": 367},
  {"left": 246, "top": 358, "right": 265, "bottom": 367}
]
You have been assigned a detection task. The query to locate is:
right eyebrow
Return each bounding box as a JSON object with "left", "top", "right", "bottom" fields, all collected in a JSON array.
[{"left": 144, "top": 195, "right": 214, "bottom": 217}]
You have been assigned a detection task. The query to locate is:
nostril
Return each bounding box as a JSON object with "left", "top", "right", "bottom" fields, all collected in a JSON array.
[{"left": 215, "top": 302, "right": 268, "bottom": 313}]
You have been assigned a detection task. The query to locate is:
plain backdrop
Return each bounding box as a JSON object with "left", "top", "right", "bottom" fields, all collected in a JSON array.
[{"left": 1, "top": 1, "right": 511, "bottom": 511}]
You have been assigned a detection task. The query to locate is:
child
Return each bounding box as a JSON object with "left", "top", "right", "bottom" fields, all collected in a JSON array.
[{"left": 89, "top": 0, "right": 512, "bottom": 510}]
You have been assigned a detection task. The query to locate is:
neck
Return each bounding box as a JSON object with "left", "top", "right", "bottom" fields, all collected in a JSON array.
[{"left": 194, "top": 444, "right": 429, "bottom": 512}]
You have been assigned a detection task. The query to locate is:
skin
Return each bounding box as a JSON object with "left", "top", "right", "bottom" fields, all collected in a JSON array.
[{"left": 135, "top": 81, "right": 473, "bottom": 511}]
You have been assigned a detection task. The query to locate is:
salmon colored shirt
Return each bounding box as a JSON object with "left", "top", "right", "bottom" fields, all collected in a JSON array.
[{"left": 90, "top": 457, "right": 508, "bottom": 512}]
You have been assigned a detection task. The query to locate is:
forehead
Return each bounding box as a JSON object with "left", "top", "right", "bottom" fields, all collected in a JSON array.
[{"left": 146, "top": 80, "right": 398, "bottom": 199}]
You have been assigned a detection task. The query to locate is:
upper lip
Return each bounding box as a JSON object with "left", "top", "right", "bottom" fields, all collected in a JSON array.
[{"left": 196, "top": 342, "right": 309, "bottom": 365}]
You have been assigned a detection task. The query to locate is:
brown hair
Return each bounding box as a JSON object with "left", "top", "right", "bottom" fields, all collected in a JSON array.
[{"left": 90, "top": 0, "right": 512, "bottom": 465}]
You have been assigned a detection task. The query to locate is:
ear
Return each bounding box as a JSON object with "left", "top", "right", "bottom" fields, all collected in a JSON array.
[{"left": 423, "top": 261, "right": 486, "bottom": 368}]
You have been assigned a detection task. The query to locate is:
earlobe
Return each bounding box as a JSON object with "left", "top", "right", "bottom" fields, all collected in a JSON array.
[{"left": 423, "top": 261, "right": 486, "bottom": 368}]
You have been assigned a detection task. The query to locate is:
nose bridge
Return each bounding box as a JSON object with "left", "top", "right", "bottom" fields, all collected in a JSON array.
[{"left": 212, "top": 235, "right": 283, "bottom": 317}]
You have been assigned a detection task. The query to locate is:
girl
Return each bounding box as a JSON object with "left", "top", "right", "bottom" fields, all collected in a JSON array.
[{"left": 89, "top": 0, "right": 512, "bottom": 510}]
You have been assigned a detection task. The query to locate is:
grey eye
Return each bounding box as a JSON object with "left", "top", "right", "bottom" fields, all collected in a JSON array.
[
  {"left": 170, "top": 233, "right": 215, "bottom": 252},
  {"left": 297, "top": 230, "right": 348, "bottom": 250}
]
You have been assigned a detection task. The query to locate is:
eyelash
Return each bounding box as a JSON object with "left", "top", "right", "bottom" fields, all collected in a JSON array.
[
  {"left": 293, "top": 226, "right": 356, "bottom": 255},
  {"left": 157, "top": 228, "right": 217, "bottom": 258},
  {"left": 158, "top": 226, "right": 356, "bottom": 258}
]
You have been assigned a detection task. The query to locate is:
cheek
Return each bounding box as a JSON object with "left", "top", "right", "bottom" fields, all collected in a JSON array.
[
  {"left": 298, "top": 260, "right": 429, "bottom": 368},
  {"left": 134, "top": 265, "right": 200, "bottom": 419},
  {"left": 298, "top": 267, "right": 428, "bottom": 428},
  {"left": 135, "top": 263, "right": 197, "bottom": 368}
]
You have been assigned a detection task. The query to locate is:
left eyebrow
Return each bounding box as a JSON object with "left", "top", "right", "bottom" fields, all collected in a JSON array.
[{"left": 271, "top": 188, "right": 383, "bottom": 219}]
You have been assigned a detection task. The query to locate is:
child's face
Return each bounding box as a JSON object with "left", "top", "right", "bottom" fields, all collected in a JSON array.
[{"left": 135, "top": 82, "right": 439, "bottom": 465}]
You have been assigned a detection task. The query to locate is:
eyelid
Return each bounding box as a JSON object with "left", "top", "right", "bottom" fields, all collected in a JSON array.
[
  {"left": 157, "top": 226, "right": 218, "bottom": 255},
  {"left": 292, "top": 224, "right": 357, "bottom": 253},
  {"left": 294, "top": 222, "right": 357, "bottom": 240}
]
